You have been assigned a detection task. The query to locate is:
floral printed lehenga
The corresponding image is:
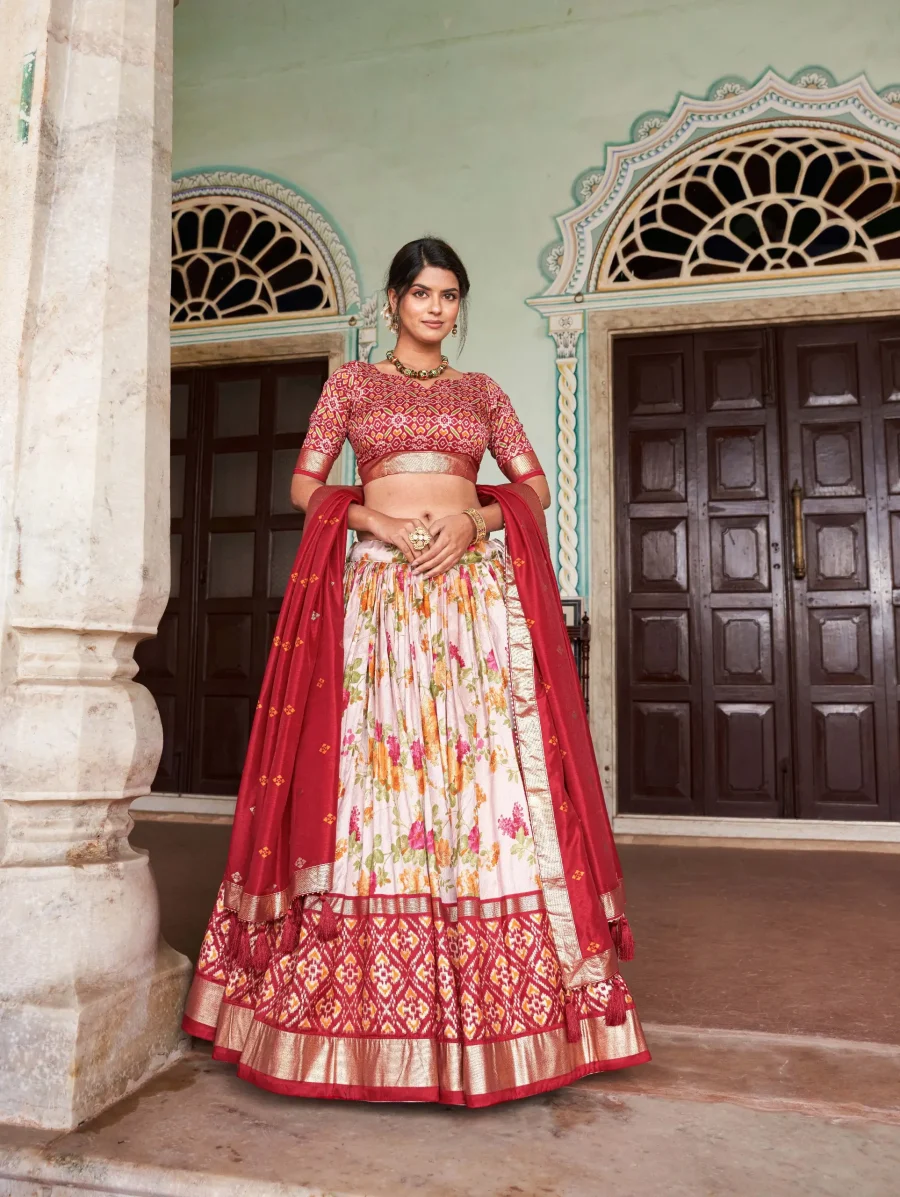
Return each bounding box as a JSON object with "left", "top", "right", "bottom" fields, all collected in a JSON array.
[{"left": 183, "top": 364, "right": 649, "bottom": 1105}]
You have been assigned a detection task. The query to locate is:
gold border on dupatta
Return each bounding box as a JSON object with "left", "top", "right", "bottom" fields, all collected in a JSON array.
[
  {"left": 601, "top": 882, "right": 626, "bottom": 921},
  {"left": 224, "top": 862, "right": 334, "bottom": 924},
  {"left": 504, "top": 553, "right": 617, "bottom": 988},
  {"left": 238, "top": 1009, "right": 647, "bottom": 1096}
]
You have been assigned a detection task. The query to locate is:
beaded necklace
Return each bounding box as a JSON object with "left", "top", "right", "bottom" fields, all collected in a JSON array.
[{"left": 386, "top": 348, "right": 449, "bottom": 380}]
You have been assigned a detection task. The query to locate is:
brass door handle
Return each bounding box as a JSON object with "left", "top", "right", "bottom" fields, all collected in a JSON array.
[{"left": 791, "top": 481, "right": 806, "bottom": 579}]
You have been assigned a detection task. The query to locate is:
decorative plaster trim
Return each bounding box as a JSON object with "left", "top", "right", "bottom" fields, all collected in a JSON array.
[
  {"left": 530, "top": 266, "right": 900, "bottom": 316},
  {"left": 548, "top": 312, "right": 584, "bottom": 596},
  {"left": 537, "top": 68, "right": 900, "bottom": 299},
  {"left": 170, "top": 312, "right": 357, "bottom": 347},
  {"left": 172, "top": 170, "right": 361, "bottom": 313},
  {"left": 357, "top": 292, "right": 379, "bottom": 362}
]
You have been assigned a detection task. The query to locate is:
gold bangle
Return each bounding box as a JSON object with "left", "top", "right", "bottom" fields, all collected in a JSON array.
[{"left": 464, "top": 507, "right": 487, "bottom": 544}]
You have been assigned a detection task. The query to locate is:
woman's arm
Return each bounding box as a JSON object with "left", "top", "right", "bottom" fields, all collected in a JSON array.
[
  {"left": 291, "top": 474, "right": 434, "bottom": 562},
  {"left": 290, "top": 474, "right": 379, "bottom": 534},
  {"left": 525, "top": 474, "right": 551, "bottom": 510}
]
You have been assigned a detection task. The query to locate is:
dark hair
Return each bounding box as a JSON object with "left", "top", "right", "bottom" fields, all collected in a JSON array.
[{"left": 385, "top": 237, "right": 471, "bottom": 346}]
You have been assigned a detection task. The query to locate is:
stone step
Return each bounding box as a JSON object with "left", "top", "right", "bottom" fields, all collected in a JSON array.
[{"left": 1, "top": 1028, "right": 898, "bottom": 1196}]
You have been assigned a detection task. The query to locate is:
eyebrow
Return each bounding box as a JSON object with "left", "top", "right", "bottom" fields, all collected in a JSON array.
[{"left": 412, "top": 284, "right": 459, "bottom": 292}]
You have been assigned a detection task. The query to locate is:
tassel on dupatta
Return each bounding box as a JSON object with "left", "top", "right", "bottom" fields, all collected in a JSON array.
[
  {"left": 605, "top": 978, "right": 627, "bottom": 1027},
  {"left": 278, "top": 904, "right": 301, "bottom": 955},
  {"left": 316, "top": 898, "right": 339, "bottom": 942},
  {"left": 610, "top": 916, "right": 635, "bottom": 962}
]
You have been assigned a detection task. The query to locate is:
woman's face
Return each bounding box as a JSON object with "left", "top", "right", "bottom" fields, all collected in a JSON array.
[{"left": 391, "top": 266, "right": 461, "bottom": 345}]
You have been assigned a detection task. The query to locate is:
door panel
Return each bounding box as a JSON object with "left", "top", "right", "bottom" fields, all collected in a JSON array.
[
  {"left": 616, "top": 330, "right": 789, "bottom": 817},
  {"left": 135, "top": 358, "right": 328, "bottom": 796},
  {"left": 616, "top": 319, "right": 900, "bottom": 821},
  {"left": 694, "top": 330, "right": 789, "bottom": 818},
  {"left": 616, "top": 335, "right": 701, "bottom": 815},
  {"left": 780, "top": 322, "right": 892, "bottom": 820}
]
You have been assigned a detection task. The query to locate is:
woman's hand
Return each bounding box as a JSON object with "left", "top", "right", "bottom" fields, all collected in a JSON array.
[
  {"left": 412, "top": 513, "right": 475, "bottom": 579},
  {"left": 367, "top": 512, "right": 432, "bottom": 564}
]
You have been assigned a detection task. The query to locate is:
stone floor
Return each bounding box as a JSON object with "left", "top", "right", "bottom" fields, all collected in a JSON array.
[
  {"left": 2, "top": 1033, "right": 899, "bottom": 1196},
  {"left": 2, "top": 825, "right": 897, "bottom": 1195}
]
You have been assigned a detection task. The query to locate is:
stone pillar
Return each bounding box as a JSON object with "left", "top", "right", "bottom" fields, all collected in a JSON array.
[{"left": 0, "top": 0, "right": 190, "bottom": 1129}]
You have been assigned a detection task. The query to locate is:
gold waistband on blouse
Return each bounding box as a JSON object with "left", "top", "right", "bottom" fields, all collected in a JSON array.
[{"left": 359, "top": 451, "right": 478, "bottom": 485}]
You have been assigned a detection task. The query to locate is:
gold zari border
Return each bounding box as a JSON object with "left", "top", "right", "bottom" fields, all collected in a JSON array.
[
  {"left": 359, "top": 451, "right": 477, "bottom": 484},
  {"left": 224, "top": 862, "right": 334, "bottom": 924},
  {"left": 213, "top": 1001, "right": 257, "bottom": 1055},
  {"left": 236, "top": 1008, "right": 647, "bottom": 1096},
  {"left": 293, "top": 447, "right": 334, "bottom": 481},
  {"left": 184, "top": 974, "right": 226, "bottom": 1029},
  {"left": 502, "top": 451, "right": 544, "bottom": 481},
  {"left": 331, "top": 891, "right": 546, "bottom": 920},
  {"left": 601, "top": 882, "right": 626, "bottom": 921}
]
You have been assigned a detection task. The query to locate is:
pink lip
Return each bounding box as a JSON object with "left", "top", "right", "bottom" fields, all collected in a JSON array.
[{"left": 422, "top": 321, "right": 443, "bottom": 328}]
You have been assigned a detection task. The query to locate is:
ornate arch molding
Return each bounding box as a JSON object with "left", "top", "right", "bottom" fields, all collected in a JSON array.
[
  {"left": 540, "top": 69, "right": 900, "bottom": 299},
  {"left": 170, "top": 169, "right": 368, "bottom": 328},
  {"left": 528, "top": 69, "right": 900, "bottom": 597}
]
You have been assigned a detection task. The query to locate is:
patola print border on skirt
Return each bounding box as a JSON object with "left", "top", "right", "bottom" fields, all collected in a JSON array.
[{"left": 184, "top": 978, "right": 648, "bottom": 1107}]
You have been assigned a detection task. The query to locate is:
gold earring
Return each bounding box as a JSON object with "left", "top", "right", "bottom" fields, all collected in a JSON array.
[
  {"left": 452, "top": 324, "right": 458, "bottom": 337},
  {"left": 391, "top": 314, "right": 400, "bottom": 333}
]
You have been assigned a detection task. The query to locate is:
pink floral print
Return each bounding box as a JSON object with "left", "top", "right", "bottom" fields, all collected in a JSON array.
[{"left": 332, "top": 540, "right": 538, "bottom": 904}]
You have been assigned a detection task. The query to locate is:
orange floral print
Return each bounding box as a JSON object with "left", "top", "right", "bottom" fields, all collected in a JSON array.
[{"left": 333, "top": 540, "right": 538, "bottom": 904}]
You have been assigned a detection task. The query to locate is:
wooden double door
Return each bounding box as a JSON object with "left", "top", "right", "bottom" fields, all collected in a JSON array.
[
  {"left": 135, "top": 358, "right": 328, "bottom": 795},
  {"left": 616, "top": 320, "right": 900, "bottom": 821}
]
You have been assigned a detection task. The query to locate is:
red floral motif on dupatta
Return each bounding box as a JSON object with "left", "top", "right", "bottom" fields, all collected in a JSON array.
[{"left": 220, "top": 486, "right": 362, "bottom": 936}]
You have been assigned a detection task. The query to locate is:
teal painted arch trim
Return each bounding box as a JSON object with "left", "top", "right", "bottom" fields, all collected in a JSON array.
[
  {"left": 535, "top": 66, "right": 900, "bottom": 292},
  {"left": 172, "top": 166, "right": 363, "bottom": 314}
]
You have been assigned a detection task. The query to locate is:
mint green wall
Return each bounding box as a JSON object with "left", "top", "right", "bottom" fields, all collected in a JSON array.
[{"left": 173, "top": 0, "right": 898, "bottom": 563}]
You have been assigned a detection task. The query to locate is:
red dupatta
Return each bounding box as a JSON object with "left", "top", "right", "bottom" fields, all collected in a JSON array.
[{"left": 219, "top": 483, "right": 633, "bottom": 988}]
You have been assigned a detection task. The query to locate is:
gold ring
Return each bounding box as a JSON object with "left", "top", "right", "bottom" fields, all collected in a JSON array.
[{"left": 408, "top": 526, "right": 432, "bottom": 552}]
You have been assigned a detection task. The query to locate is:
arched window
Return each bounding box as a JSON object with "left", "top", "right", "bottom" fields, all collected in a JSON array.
[
  {"left": 537, "top": 71, "right": 900, "bottom": 300},
  {"left": 171, "top": 172, "right": 359, "bottom": 324},
  {"left": 600, "top": 130, "right": 900, "bottom": 286}
]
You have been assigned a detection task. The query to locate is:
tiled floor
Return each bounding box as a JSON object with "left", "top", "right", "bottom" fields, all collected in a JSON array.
[
  {"left": 617, "top": 842, "right": 900, "bottom": 1044},
  {"left": 132, "top": 819, "right": 900, "bottom": 1044}
]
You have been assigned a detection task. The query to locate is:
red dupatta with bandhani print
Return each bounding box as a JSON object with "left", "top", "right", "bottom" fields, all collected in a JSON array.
[{"left": 204, "top": 482, "right": 632, "bottom": 992}]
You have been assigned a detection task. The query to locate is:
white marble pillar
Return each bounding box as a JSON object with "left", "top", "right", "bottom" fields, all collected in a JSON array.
[{"left": 0, "top": 0, "right": 190, "bottom": 1129}]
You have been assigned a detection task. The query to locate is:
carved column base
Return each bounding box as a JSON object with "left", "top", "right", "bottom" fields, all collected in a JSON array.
[
  {"left": 0, "top": 630, "right": 191, "bottom": 1129},
  {"left": 0, "top": 935, "right": 189, "bottom": 1129}
]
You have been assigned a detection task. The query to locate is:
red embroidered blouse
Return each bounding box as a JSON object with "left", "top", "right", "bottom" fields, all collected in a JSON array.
[{"left": 293, "top": 360, "right": 544, "bottom": 485}]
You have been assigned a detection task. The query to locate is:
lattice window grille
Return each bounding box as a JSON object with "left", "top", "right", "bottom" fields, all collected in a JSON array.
[
  {"left": 598, "top": 129, "right": 900, "bottom": 288},
  {"left": 171, "top": 195, "right": 339, "bottom": 324}
]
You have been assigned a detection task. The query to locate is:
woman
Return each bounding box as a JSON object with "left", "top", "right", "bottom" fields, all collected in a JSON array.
[{"left": 183, "top": 237, "right": 649, "bottom": 1105}]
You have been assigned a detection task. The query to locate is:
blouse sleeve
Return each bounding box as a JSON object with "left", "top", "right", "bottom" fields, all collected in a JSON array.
[
  {"left": 293, "top": 365, "right": 354, "bottom": 482},
  {"left": 486, "top": 378, "right": 545, "bottom": 483}
]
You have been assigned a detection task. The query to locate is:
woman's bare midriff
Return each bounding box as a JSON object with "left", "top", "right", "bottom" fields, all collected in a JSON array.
[{"left": 357, "top": 473, "right": 479, "bottom": 539}]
